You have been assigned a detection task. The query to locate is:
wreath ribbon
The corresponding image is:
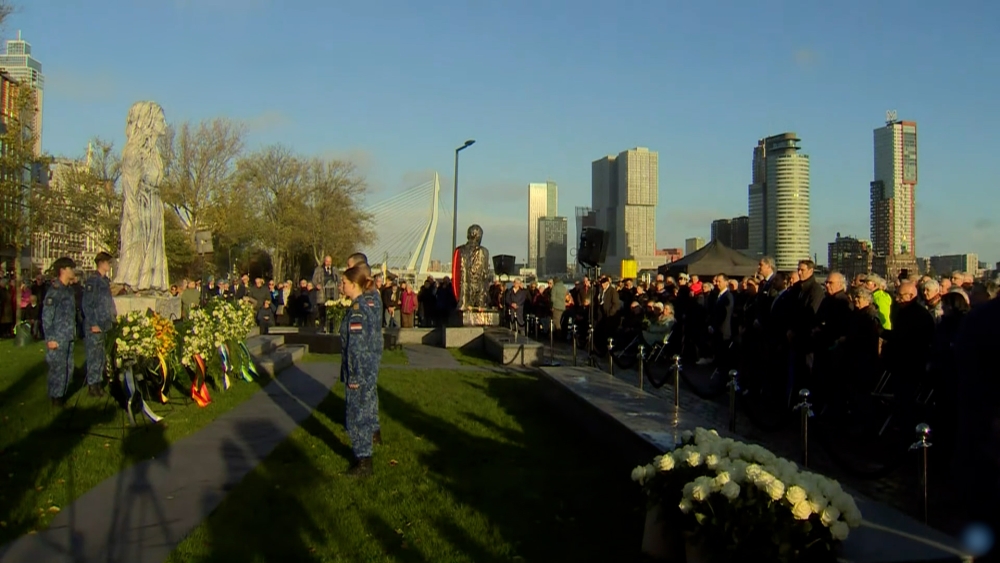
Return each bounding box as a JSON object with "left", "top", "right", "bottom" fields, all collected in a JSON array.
[
  {"left": 218, "top": 345, "right": 232, "bottom": 391},
  {"left": 124, "top": 365, "right": 163, "bottom": 424},
  {"left": 238, "top": 341, "right": 258, "bottom": 381},
  {"left": 156, "top": 353, "right": 169, "bottom": 403},
  {"left": 190, "top": 354, "right": 212, "bottom": 407}
]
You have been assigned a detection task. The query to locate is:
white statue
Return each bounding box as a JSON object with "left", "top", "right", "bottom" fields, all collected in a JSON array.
[{"left": 114, "top": 101, "right": 169, "bottom": 291}]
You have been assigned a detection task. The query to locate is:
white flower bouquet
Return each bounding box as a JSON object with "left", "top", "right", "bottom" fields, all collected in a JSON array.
[
  {"left": 324, "top": 296, "right": 354, "bottom": 328},
  {"left": 111, "top": 310, "right": 159, "bottom": 363},
  {"left": 632, "top": 428, "right": 862, "bottom": 562}
]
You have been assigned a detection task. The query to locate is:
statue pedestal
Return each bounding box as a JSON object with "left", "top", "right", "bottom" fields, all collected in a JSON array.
[
  {"left": 449, "top": 309, "right": 500, "bottom": 327},
  {"left": 113, "top": 295, "right": 182, "bottom": 321}
]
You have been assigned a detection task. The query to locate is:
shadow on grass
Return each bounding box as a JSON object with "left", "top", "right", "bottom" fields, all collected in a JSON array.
[
  {"left": 191, "top": 419, "right": 334, "bottom": 563},
  {"left": 376, "top": 373, "right": 642, "bottom": 562}
]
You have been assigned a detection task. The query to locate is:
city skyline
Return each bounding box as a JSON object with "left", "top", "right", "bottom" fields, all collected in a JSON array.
[{"left": 10, "top": 0, "right": 1000, "bottom": 264}]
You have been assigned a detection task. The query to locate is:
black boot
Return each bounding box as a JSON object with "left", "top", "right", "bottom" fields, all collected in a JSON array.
[
  {"left": 88, "top": 384, "right": 105, "bottom": 397},
  {"left": 347, "top": 456, "right": 373, "bottom": 477},
  {"left": 372, "top": 431, "right": 382, "bottom": 445}
]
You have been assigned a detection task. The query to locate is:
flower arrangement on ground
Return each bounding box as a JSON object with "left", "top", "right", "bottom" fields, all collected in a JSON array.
[
  {"left": 632, "top": 428, "right": 862, "bottom": 562},
  {"left": 324, "top": 296, "right": 353, "bottom": 329},
  {"left": 111, "top": 310, "right": 159, "bottom": 362}
]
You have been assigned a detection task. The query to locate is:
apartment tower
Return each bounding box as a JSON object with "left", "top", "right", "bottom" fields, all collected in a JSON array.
[
  {"left": 527, "top": 180, "right": 557, "bottom": 269},
  {"left": 870, "top": 112, "right": 918, "bottom": 279},
  {"left": 591, "top": 147, "right": 658, "bottom": 275},
  {"left": 0, "top": 32, "right": 43, "bottom": 154},
  {"left": 747, "top": 133, "right": 811, "bottom": 270}
]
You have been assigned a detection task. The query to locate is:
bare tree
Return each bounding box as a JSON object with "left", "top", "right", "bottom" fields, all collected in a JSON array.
[
  {"left": 159, "top": 118, "right": 246, "bottom": 245},
  {"left": 0, "top": 83, "right": 47, "bottom": 324},
  {"left": 233, "top": 145, "right": 307, "bottom": 281},
  {"left": 299, "top": 157, "right": 374, "bottom": 267},
  {"left": 0, "top": 2, "right": 15, "bottom": 28}
]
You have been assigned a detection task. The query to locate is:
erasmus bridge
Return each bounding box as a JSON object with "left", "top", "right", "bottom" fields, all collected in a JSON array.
[{"left": 359, "top": 172, "right": 453, "bottom": 279}]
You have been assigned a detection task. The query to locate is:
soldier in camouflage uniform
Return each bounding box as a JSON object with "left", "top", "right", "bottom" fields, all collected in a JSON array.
[
  {"left": 347, "top": 252, "right": 384, "bottom": 445},
  {"left": 43, "top": 257, "right": 78, "bottom": 407},
  {"left": 82, "top": 252, "right": 116, "bottom": 397},
  {"left": 339, "top": 265, "right": 383, "bottom": 477}
]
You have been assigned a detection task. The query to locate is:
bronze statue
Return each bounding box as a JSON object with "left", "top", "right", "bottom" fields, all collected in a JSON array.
[{"left": 451, "top": 224, "right": 491, "bottom": 310}]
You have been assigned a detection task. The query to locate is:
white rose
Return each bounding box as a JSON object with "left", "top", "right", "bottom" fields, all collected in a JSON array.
[
  {"left": 745, "top": 464, "right": 762, "bottom": 481},
  {"left": 820, "top": 506, "right": 841, "bottom": 527},
  {"left": 808, "top": 495, "right": 829, "bottom": 514},
  {"left": 791, "top": 500, "right": 813, "bottom": 520},
  {"left": 830, "top": 520, "right": 850, "bottom": 541},
  {"left": 843, "top": 506, "right": 863, "bottom": 527},
  {"left": 685, "top": 450, "right": 702, "bottom": 467},
  {"left": 765, "top": 479, "right": 786, "bottom": 502},
  {"left": 785, "top": 485, "right": 807, "bottom": 506},
  {"left": 658, "top": 455, "right": 675, "bottom": 472},
  {"left": 631, "top": 465, "right": 645, "bottom": 483},
  {"left": 644, "top": 464, "right": 657, "bottom": 481},
  {"left": 714, "top": 472, "right": 731, "bottom": 487},
  {"left": 753, "top": 470, "right": 776, "bottom": 487},
  {"left": 704, "top": 453, "right": 720, "bottom": 468},
  {"left": 691, "top": 479, "right": 712, "bottom": 502},
  {"left": 831, "top": 492, "right": 856, "bottom": 514},
  {"left": 679, "top": 498, "right": 693, "bottom": 514},
  {"left": 721, "top": 480, "right": 741, "bottom": 501}
]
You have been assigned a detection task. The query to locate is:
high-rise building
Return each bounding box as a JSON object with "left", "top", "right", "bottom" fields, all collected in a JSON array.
[
  {"left": 685, "top": 237, "right": 705, "bottom": 255},
  {"left": 0, "top": 32, "right": 43, "bottom": 154},
  {"left": 747, "top": 133, "right": 811, "bottom": 270},
  {"left": 929, "top": 254, "right": 978, "bottom": 277},
  {"left": 710, "top": 219, "right": 732, "bottom": 246},
  {"left": 827, "top": 233, "right": 872, "bottom": 281},
  {"left": 527, "top": 181, "right": 557, "bottom": 269},
  {"left": 591, "top": 147, "right": 658, "bottom": 275},
  {"left": 538, "top": 216, "right": 568, "bottom": 276},
  {"left": 870, "top": 112, "right": 918, "bottom": 279},
  {"left": 730, "top": 216, "right": 749, "bottom": 250}
]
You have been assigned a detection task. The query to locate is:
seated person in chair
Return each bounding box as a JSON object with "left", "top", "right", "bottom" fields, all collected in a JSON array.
[{"left": 642, "top": 301, "right": 676, "bottom": 348}]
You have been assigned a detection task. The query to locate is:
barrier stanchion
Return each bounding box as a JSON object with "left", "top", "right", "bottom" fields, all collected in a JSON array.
[
  {"left": 607, "top": 338, "right": 614, "bottom": 377},
  {"left": 543, "top": 318, "right": 560, "bottom": 367},
  {"left": 571, "top": 325, "right": 578, "bottom": 366},
  {"left": 637, "top": 345, "right": 645, "bottom": 391},
  {"left": 910, "top": 423, "right": 932, "bottom": 524},
  {"left": 672, "top": 355, "right": 681, "bottom": 409},
  {"left": 727, "top": 370, "right": 739, "bottom": 433},
  {"left": 794, "top": 389, "right": 813, "bottom": 467}
]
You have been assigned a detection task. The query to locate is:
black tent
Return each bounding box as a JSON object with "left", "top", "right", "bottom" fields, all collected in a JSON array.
[{"left": 660, "top": 240, "right": 758, "bottom": 278}]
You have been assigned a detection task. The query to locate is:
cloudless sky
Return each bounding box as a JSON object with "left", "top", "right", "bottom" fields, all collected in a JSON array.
[{"left": 12, "top": 0, "right": 1000, "bottom": 265}]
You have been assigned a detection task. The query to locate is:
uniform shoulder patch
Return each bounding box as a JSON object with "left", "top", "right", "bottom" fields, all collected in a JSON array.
[
  {"left": 349, "top": 319, "right": 363, "bottom": 333},
  {"left": 352, "top": 303, "right": 360, "bottom": 310}
]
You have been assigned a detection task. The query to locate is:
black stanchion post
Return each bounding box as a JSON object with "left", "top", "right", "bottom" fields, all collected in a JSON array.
[
  {"left": 571, "top": 324, "right": 578, "bottom": 366},
  {"left": 543, "top": 317, "right": 560, "bottom": 367},
  {"left": 727, "top": 369, "right": 739, "bottom": 433},
  {"left": 672, "top": 355, "right": 681, "bottom": 410},
  {"left": 637, "top": 344, "right": 645, "bottom": 391},
  {"left": 795, "top": 389, "right": 813, "bottom": 467},
  {"left": 909, "top": 423, "right": 932, "bottom": 524},
  {"left": 607, "top": 337, "right": 614, "bottom": 377}
]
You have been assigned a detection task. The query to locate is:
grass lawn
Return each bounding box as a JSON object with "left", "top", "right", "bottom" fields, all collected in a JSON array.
[
  {"left": 300, "top": 346, "right": 407, "bottom": 366},
  {"left": 448, "top": 347, "right": 496, "bottom": 368},
  {"left": 168, "top": 367, "right": 642, "bottom": 562},
  {"left": 0, "top": 338, "right": 272, "bottom": 544}
]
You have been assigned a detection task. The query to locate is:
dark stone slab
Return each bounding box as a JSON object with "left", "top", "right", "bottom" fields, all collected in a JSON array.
[
  {"left": 0, "top": 362, "right": 340, "bottom": 563},
  {"left": 280, "top": 331, "right": 341, "bottom": 354},
  {"left": 447, "top": 309, "right": 501, "bottom": 327},
  {"left": 536, "top": 366, "right": 971, "bottom": 563}
]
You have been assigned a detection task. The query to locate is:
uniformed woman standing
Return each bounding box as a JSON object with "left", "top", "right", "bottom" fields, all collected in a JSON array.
[
  {"left": 339, "top": 266, "right": 383, "bottom": 477},
  {"left": 43, "top": 257, "right": 78, "bottom": 407}
]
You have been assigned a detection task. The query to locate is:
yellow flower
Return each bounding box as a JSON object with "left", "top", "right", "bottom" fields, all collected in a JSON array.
[{"left": 791, "top": 501, "right": 812, "bottom": 520}]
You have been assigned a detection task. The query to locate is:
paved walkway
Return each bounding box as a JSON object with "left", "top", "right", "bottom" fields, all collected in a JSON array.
[{"left": 0, "top": 362, "right": 339, "bottom": 563}]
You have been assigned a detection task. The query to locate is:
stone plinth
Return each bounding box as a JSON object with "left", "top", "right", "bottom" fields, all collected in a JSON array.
[
  {"left": 441, "top": 326, "right": 485, "bottom": 352},
  {"left": 113, "top": 294, "right": 182, "bottom": 321},
  {"left": 484, "top": 328, "right": 544, "bottom": 367},
  {"left": 448, "top": 309, "right": 501, "bottom": 327}
]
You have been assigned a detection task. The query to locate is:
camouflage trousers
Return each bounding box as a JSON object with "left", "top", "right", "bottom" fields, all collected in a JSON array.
[
  {"left": 46, "top": 341, "right": 75, "bottom": 399},
  {"left": 85, "top": 332, "right": 106, "bottom": 386},
  {"left": 345, "top": 379, "right": 379, "bottom": 458}
]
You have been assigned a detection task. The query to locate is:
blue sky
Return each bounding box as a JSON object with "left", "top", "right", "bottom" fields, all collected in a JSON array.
[{"left": 12, "top": 0, "right": 1000, "bottom": 265}]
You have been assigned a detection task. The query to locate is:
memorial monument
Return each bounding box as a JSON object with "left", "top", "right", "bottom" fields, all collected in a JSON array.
[
  {"left": 451, "top": 224, "right": 499, "bottom": 326},
  {"left": 112, "top": 101, "right": 181, "bottom": 319}
]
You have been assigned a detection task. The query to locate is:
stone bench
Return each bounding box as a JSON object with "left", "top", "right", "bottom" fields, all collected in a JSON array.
[{"left": 536, "top": 365, "right": 971, "bottom": 563}]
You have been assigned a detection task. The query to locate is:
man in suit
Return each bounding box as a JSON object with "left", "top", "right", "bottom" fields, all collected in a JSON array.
[
  {"left": 594, "top": 276, "right": 621, "bottom": 351},
  {"left": 709, "top": 273, "right": 735, "bottom": 370}
]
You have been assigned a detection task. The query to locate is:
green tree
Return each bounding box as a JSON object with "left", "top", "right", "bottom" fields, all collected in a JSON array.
[
  {"left": 0, "top": 83, "right": 48, "bottom": 324},
  {"left": 45, "top": 139, "right": 122, "bottom": 256},
  {"left": 299, "top": 156, "right": 374, "bottom": 266}
]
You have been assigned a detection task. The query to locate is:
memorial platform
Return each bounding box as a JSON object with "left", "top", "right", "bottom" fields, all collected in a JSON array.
[
  {"left": 537, "top": 365, "right": 971, "bottom": 563},
  {"left": 485, "top": 328, "right": 545, "bottom": 367}
]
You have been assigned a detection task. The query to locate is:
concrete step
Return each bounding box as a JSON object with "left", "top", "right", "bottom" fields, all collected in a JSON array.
[
  {"left": 245, "top": 334, "right": 285, "bottom": 356},
  {"left": 253, "top": 344, "right": 307, "bottom": 377}
]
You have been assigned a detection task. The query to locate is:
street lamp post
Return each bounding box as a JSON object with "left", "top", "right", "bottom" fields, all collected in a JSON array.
[{"left": 451, "top": 139, "right": 476, "bottom": 253}]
